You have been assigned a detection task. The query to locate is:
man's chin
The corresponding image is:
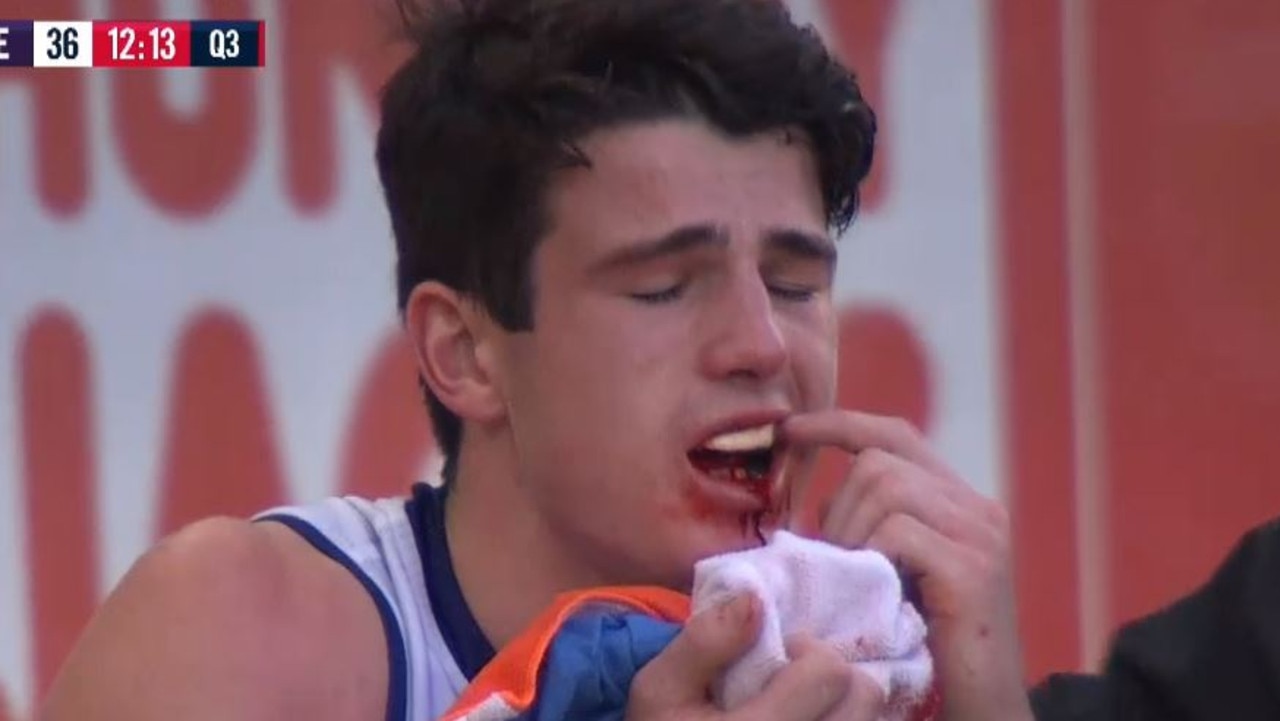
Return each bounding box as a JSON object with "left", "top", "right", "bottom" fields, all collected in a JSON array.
[{"left": 625, "top": 516, "right": 768, "bottom": 592}]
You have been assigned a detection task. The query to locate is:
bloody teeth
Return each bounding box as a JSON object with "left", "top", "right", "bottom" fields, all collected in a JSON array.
[{"left": 693, "top": 453, "right": 771, "bottom": 483}]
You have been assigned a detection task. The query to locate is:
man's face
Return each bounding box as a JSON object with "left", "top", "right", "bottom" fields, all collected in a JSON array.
[{"left": 496, "top": 119, "right": 838, "bottom": 589}]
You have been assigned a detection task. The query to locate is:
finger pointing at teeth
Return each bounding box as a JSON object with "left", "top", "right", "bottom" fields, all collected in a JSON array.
[
  {"left": 778, "top": 411, "right": 969, "bottom": 534},
  {"left": 780, "top": 410, "right": 955, "bottom": 480}
]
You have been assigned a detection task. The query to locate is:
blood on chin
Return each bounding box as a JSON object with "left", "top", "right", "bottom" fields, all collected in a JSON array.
[{"left": 675, "top": 487, "right": 776, "bottom": 548}]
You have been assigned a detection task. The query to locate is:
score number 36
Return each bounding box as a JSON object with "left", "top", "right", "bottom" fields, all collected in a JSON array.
[
  {"left": 108, "top": 25, "right": 177, "bottom": 61},
  {"left": 45, "top": 27, "right": 80, "bottom": 60}
]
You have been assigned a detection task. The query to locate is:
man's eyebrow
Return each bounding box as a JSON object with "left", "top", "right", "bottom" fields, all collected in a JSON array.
[
  {"left": 588, "top": 224, "right": 729, "bottom": 273},
  {"left": 764, "top": 228, "right": 837, "bottom": 265}
]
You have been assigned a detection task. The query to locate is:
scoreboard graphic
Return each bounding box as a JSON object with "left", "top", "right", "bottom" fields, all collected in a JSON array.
[{"left": 0, "top": 19, "right": 264, "bottom": 68}]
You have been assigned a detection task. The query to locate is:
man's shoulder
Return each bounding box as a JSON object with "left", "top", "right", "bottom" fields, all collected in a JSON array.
[
  {"left": 145, "top": 515, "right": 309, "bottom": 593},
  {"left": 148, "top": 515, "right": 388, "bottom": 628},
  {"left": 132, "top": 515, "right": 382, "bottom": 628},
  {"left": 41, "top": 516, "right": 389, "bottom": 721}
]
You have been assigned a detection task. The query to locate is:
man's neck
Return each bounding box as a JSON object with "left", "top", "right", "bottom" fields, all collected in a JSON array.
[{"left": 442, "top": 444, "right": 604, "bottom": 650}]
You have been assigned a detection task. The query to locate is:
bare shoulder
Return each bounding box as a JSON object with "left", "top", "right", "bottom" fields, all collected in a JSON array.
[{"left": 40, "top": 516, "right": 388, "bottom": 721}]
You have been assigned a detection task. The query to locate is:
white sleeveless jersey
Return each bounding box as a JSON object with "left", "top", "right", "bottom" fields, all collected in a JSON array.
[{"left": 255, "top": 489, "right": 471, "bottom": 721}]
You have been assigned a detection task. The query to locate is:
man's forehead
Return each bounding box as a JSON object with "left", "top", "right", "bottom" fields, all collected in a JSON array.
[{"left": 543, "top": 120, "right": 826, "bottom": 250}]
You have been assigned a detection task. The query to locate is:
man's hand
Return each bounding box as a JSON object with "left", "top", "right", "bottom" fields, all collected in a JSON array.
[
  {"left": 781, "top": 410, "right": 1035, "bottom": 721},
  {"left": 628, "top": 593, "right": 886, "bottom": 720}
]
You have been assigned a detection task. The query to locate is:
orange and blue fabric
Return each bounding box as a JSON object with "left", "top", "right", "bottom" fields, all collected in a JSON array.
[
  {"left": 440, "top": 587, "right": 689, "bottom": 721},
  {"left": 440, "top": 586, "right": 941, "bottom": 721}
]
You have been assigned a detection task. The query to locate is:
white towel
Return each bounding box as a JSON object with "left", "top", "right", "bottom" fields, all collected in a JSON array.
[{"left": 691, "top": 531, "right": 934, "bottom": 721}]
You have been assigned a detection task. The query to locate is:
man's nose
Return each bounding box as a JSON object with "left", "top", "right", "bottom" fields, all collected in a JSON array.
[{"left": 699, "top": 275, "right": 789, "bottom": 382}]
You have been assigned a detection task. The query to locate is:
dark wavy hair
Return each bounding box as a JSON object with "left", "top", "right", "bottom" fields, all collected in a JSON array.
[{"left": 375, "top": 0, "right": 877, "bottom": 484}]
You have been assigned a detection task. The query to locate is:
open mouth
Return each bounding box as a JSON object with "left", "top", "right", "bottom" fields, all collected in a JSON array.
[
  {"left": 687, "top": 423, "right": 778, "bottom": 486},
  {"left": 686, "top": 423, "right": 783, "bottom": 544}
]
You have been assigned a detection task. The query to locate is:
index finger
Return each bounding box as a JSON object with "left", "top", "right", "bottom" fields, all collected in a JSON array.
[{"left": 780, "top": 410, "right": 954, "bottom": 479}]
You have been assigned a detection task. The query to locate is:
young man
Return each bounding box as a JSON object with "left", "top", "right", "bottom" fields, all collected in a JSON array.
[{"left": 41, "top": 1, "right": 1034, "bottom": 719}]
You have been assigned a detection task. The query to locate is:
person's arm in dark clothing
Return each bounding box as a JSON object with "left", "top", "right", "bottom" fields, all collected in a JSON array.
[{"left": 1030, "top": 518, "right": 1280, "bottom": 721}]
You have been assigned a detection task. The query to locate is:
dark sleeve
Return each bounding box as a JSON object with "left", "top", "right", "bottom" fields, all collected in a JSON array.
[{"left": 1029, "top": 517, "right": 1280, "bottom": 721}]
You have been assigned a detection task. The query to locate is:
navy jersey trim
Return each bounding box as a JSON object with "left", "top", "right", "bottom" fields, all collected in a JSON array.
[
  {"left": 405, "top": 482, "right": 496, "bottom": 680},
  {"left": 257, "top": 514, "right": 409, "bottom": 721}
]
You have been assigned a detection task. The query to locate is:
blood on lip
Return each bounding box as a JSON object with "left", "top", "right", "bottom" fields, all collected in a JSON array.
[
  {"left": 681, "top": 440, "right": 782, "bottom": 541},
  {"left": 688, "top": 450, "right": 776, "bottom": 507}
]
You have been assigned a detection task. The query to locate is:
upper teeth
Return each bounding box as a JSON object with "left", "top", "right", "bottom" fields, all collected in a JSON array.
[{"left": 703, "top": 424, "right": 775, "bottom": 453}]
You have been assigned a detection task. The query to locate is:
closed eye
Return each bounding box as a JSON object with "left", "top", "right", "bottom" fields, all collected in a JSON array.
[
  {"left": 768, "top": 284, "right": 819, "bottom": 302},
  {"left": 629, "top": 284, "right": 686, "bottom": 304}
]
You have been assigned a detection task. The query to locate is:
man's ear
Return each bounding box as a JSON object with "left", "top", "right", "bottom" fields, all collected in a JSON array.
[{"left": 404, "top": 282, "right": 507, "bottom": 424}]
